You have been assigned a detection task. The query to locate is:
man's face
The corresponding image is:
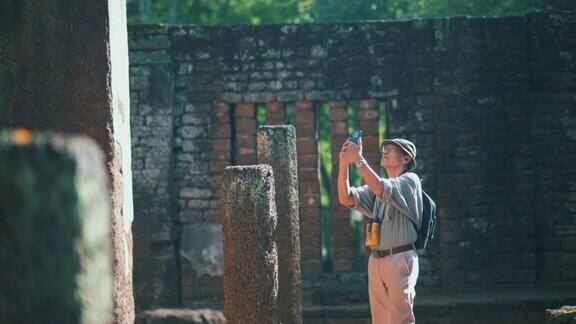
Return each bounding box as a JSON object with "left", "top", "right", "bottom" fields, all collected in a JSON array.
[{"left": 380, "top": 144, "right": 411, "bottom": 170}]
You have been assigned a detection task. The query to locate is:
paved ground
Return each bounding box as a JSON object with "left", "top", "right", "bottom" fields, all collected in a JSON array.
[{"left": 139, "top": 287, "right": 576, "bottom": 323}]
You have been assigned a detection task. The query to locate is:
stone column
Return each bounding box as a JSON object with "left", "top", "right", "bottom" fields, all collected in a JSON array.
[
  {"left": 220, "top": 165, "right": 279, "bottom": 324},
  {"left": 2, "top": 1, "right": 134, "bottom": 321},
  {"left": 257, "top": 125, "right": 302, "bottom": 324},
  {"left": 0, "top": 131, "right": 113, "bottom": 324}
]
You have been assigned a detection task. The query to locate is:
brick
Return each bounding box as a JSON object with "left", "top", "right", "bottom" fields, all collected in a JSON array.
[
  {"left": 359, "top": 110, "right": 379, "bottom": 121},
  {"left": 236, "top": 136, "right": 256, "bottom": 148},
  {"left": 360, "top": 121, "right": 379, "bottom": 135},
  {"left": 300, "top": 196, "right": 320, "bottom": 208},
  {"left": 300, "top": 182, "right": 320, "bottom": 195},
  {"left": 212, "top": 139, "right": 231, "bottom": 152},
  {"left": 329, "top": 122, "right": 348, "bottom": 136},
  {"left": 328, "top": 108, "right": 348, "bottom": 121},
  {"left": 297, "top": 137, "right": 318, "bottom": 155},
  {"left": 265, "top": 101, "right": 285, "bottom": 123},
  {"left": 328, "top": 100, "right": 346, "bottom": 110},
  {"left": 358, "top": 99, "right": 378, "bottom": 110},
  {"left": 298, "top": 154, "right": 319, "bottom": 168},
  {"left": 210, "top": 124, "right": 232, "bottom": 139},
  {"left": 295, "top": 124, "right": 316, "bottom": 137},
  {"left": 216, "top": 101, "right": 229, "bottom": 114},
  {"left": 296, "top": 100, "right": 314, "bottom": 110},
  {"left": 299, "top": 205, "right": 321, "bottom": 217},
  {"left": 235, "top": 103, "right": 256, "bottom": 117},
  {"left": 235, "top": 119, "right": 257, "bottom": 134}
]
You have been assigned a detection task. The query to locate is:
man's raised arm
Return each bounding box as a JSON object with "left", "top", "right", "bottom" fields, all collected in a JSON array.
[{"left": 338, "top": 142, "right": 355, "bottom": 207}]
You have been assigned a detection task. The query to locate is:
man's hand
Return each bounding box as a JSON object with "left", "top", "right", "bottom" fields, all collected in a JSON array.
[
  {"left": 339, "top": 140, "right": 352, "bottom": 165},
  {"left": 341, "top": 138, "right": 363, "bottom": 164}
]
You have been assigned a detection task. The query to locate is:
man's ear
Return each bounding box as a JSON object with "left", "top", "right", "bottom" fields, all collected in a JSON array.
[{"left": 403, "top": 156, "right": 412, "bottom": 166}]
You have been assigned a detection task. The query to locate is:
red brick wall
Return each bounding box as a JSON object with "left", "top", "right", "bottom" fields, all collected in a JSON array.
[{"left": 295, "top": 101, "right": 322, "bottom": 274}]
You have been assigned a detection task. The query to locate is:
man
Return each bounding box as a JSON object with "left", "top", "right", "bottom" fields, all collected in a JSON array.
[{"left": 338, "top": 137, "right": 423, "bottom": 324}]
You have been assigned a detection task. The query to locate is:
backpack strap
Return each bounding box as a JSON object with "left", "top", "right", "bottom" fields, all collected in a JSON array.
[{"left": 374, "top": 197, "right": 387, "bottom": 223}]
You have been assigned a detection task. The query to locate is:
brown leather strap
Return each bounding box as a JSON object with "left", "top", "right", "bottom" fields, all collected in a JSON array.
[{"left": 371, "top": 244, "right": 415, "bottom": 258}]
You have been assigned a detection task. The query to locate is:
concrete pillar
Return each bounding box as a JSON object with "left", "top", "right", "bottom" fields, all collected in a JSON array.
[
  {"left": 2, "top": 1, "right": 134, "bottom": 321},
  {"left": 220, "top": 165, "right": 279, "bottom": 324},
  {"left": 0, "top": 131, "right": 113, "bottom": 324},
  {"left": 257, "top": 125, "right": 302, "bottom": 324}
]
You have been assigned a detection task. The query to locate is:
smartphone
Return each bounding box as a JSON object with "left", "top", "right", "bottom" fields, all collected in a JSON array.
[{"left": 350, "top": 130, "right": 362, "bottom": 144}]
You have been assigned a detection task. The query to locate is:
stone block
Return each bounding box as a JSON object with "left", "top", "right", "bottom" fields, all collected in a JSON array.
[
  {"left": 257, "top": 126, "right": 303, "bottom": 324},
  {"left": 136, "top": 308, "right": 226, "bottom": 324},
  {"left": 220, "top": 165, "right": 279, "bottom": 323},
  {"left": 0, "top": 132, "right": 113, "bottom": 324}
]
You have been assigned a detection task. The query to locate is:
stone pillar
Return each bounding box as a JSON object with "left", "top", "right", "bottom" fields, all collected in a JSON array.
[
  {"left": 0, "top": 131, "right": 113, "bottom": 324},
  {"left": 329, "top": 100, "right": 352, "bottom": 272},
  {"left": 295, "top": 100, "right": 322, "bottom": 273},
  {"left": 220, "top": 165, "right": 279, "bottom": 324},
  {"left": 257, "top": 125, "right": 302, "bottom": 324},
  {"left": 2, "top": 1, "right": 134, "bottom": 321}
]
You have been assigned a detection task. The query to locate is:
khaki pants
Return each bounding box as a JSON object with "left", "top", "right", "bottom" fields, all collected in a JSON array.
[{"left": 368, "top": 250, "right": 419, "bottom": 324}]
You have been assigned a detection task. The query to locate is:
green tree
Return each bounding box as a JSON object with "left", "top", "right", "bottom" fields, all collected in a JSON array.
[
  {"left": 127, "top": 0, "right": 576, "bottom": 25},
  {"left": 127, "top": 0, "right": 313, "bottom": 25}
]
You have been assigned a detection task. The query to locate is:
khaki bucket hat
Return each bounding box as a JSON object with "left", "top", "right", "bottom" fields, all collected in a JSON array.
[{"left": 380, "top": 138, "right": 418, "bottom": 172}]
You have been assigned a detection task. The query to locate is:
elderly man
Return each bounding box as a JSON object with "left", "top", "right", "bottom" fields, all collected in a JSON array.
[{"left": 338, "top": 137, "right": 423, "bottom": 324}]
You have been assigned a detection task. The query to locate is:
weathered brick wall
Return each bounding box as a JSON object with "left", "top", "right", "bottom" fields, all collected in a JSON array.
[
  {"left": 431, "top": 16, "right": 536, "bottom": 288},
  {"left": 129, "top": 26, "right": 179, "bottom": 310},
  {"left": 529, "top": 13, "right": 576, "bottom": 288},
  {"left": 128, "top": 11, "right": 576, "bottom": 308}
]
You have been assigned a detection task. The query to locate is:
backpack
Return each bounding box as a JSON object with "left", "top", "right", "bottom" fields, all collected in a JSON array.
[{"left": 412, "top": 190, "right": 437, "bottom": 251}]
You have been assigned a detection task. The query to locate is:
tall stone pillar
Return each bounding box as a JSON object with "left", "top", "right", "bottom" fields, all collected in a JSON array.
[
  {"left": 2, "top": 1, "right": 134, "bottom": 321},
  {"left": 257, "top": 125, "right": 302, "bottom": 324},
  {"left": 0, "top": 132, "right": 113, "bottom": 324},
  {"left": 220, "top": 165, "right": 279, "bottom": 324}
]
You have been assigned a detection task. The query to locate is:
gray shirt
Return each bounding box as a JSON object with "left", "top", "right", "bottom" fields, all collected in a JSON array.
[{"left": 348, "top": 172, "right": 423, "bottom": 251}]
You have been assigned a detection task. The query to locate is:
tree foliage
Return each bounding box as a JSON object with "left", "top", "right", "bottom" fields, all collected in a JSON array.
[{"left": 127, "top": 0, "right": 576, "bottom": 25}]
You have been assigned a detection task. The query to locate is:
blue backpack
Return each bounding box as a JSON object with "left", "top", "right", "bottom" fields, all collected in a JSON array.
[{"left": 412, "top": 190, "right": 437, "bottom": 251}]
